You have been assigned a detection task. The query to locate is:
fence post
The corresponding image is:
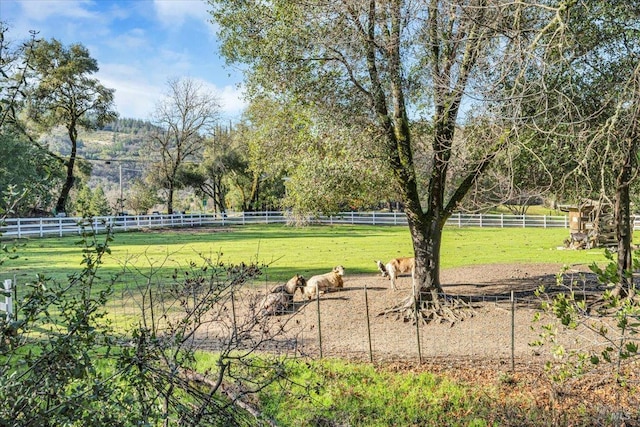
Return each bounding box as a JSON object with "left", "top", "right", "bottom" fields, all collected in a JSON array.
[
  {"left": 372, "top": 211, "right": 375, "bottom": 226},
  {"left": 1, "top": 279, "right": 13, "bottom": 321},
  {"left": 13, "top": 274, "right": 17, "bottom": 321},
  {"left": 364, "top": 285, "right": 373, "bottom": 363},
  {"left": 39, "top": 218, "right": 44, "bottom": 238},
  {"left": 479, "top": 213, "right": 483, "bottom": 228},
  {"left": 316, "top": 290, "right": 323, "bottom": 358},
  {"left": 522, "top": 215, "right": 526, "bottom": 228},
  {"left": 17, "top": 218, "right": 21, "bottom": 239},
  {"left": 458, "top": 212, "right": 462, "bottom": 228},
  {"left": 231, "top": 291, "right": 238, "bottom": 343},
  {"left": 543, "top": 215, "right": 547, "bottom": 228},
  {"left": 511, "top": 290, "right": 515, "bottom": 372},
  {"left": 500, "top": 213, "right": 504, "bottom": 228},
  {"left": 413, "top": 281, "right": 422, "bottom": 364}
]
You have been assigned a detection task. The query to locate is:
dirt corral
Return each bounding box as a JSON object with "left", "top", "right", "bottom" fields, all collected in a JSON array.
[
  {"left": 196, "top": 263, "right": 640, "bottom": 419},
  {"left": 233, "top": 263, "right": 596, "bottom": 364}
]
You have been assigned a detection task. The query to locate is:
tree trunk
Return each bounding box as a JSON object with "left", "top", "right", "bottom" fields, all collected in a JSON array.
[
  {"left": 55, "top": 123, "right": 78, "bottom": 214},
  {"left": 407, "top": 210, "right": 444, "bottom": 295},
  {"left": 249, "top": 172, "right": 260, "bottom": 211},
  {"left": 411, "top": 216, "right": 445, "bottom": 305},
  {"left": 167, "top": 182, "right": 174, "bottom": 214},
  {"left": 614, "top": 138, "right": 636, "bottom": 296}
]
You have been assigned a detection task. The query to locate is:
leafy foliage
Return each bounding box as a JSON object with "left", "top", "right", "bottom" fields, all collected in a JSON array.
[
  {"left": 532, "top": 251, "right": 640, "bottom": 422},
  {"left": 0, "top": 217, "right": 308, "bottom": 425},
  {"left": 25, "top": 38, "right": 117, "bottom": 214},
  {"left": 0, "top": 222, "right": 124, "bottom": 425}
]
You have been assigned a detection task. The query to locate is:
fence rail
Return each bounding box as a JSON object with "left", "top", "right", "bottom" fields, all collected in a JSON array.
[{"left": 2, "top": 211, "right": 640, "bottom": 239}]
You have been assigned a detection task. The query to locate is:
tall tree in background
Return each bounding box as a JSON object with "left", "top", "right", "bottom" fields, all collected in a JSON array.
[
  {"left": 149, "top": 77, "right": 220, "bottom": 214},
  {"left": 27, "top": 39, "right": 117, "bottom": 215},
  {"left": 0, "top": 24, "right": 65, "bottom": 216},
  {"left": 237, "top": 97, "right": 388, "bottom": 215},
  {"left": 546, "top": 2, "right": 640, "bottom": 295},
  {"left": 179, "top": 126, "right": 240, "bottom": 214},
  {"left": 210, "top": 1, "right": 564, "bottom": 321}
]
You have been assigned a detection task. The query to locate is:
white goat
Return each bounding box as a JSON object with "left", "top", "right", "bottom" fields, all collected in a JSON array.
[{"left": 302, "top": 265, "right": 345, "bottom": 300}]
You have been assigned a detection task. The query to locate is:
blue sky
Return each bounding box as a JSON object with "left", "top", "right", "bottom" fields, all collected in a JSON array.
[{"left": 1, "top": 0, "right": 247, "bottom": 121}]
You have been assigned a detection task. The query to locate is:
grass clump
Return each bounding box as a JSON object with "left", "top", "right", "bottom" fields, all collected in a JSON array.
[{"left": 257, "top": 359, "right": 496, "bottom": 426}]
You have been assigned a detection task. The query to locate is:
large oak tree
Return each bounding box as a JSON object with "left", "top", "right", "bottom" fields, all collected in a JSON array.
[
  {"left": 539, "top": 1, "right": 640, "bottom": 295},
  {"left": 209, "top": 0, "right": 566, "bottom": 321},
  {"left": 27, "top": 39, "right": 117, "bottom": 215}
]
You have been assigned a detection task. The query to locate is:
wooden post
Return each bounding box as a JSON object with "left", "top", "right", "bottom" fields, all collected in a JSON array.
[
  {"left": 231, "top": 291, "right": 238, "bottom": 343},
  {"left": 316, "top": 289, "right": 323, "bottom": 358},
  {"left": 511, "top": 290, "right": 515, "bottom": 372},
  {"left": 364, "top": 285, "right": 373, "bottom": 363},
  {"left": 413, "top": 280, "right": 422, "bottom": 364},
  {"left": 1, "top": 279, "right": 13, "bottom": 320}
]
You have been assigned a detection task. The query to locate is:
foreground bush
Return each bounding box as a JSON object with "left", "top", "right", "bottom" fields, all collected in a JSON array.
[{"left": 0, "top": 221, "right": 301, "bottom": 426}]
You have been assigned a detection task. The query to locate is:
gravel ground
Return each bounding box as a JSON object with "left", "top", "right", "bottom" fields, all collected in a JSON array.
[{"left": 200, "top": 263, "right": 601, "bottom": 365}]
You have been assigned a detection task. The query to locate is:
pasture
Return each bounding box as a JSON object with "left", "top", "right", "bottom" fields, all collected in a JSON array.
[{"left": 4, "top": 224, "right": 607, "bottom": 288}]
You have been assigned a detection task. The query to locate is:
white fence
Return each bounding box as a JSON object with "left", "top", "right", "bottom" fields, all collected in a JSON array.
[
  {"left": 0, "top": 279, "right": 13, "bottom": 320},
  {"left": 2, "top": 211, "right": 639, "bottom": 239},
  {"left": 0, "top": 211, "right": 576, "bottom": 239}
]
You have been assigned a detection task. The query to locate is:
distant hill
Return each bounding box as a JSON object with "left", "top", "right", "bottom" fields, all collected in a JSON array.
[{"left": 39, "top": 118, "right": 159, "bottom": 195}]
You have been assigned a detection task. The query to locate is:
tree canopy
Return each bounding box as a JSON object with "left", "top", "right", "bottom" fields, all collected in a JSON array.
[
  {"left": 148, "top": 77, "right": 221, "bottom": 214},
  {"left": 209, "top": 0, "right": 568, "bottom": 321},
  {"left": 26, "top": 38, "right": 117, "bottom": 214}
]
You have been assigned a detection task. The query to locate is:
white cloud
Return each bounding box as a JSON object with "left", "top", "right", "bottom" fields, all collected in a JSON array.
[
  {"left": 157, "top": 47, "right": 193, "bottom": 74},
  {"left": 105, "top": 28, "right": 149, "bottom": 51},
  {"left": 97, "top": 63, "right": 163, "bottom": 119},
  {"left": 153, "top": 0, "right": 209, "bottom": 27},
  {"left": 17, "top": 0, "right": 96, "bottom": 21},
  {"left": 98, "top": 66, "right": 246, "bottom": 120},
  {"left": 217, "top": 84, "right": 247, "bottom": 118}
]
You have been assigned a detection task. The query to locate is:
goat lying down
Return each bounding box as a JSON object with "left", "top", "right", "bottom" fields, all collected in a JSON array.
[
  {"left": 375, "top": 257, "right": 415, "bottom": 291},
  {"left": 302, "top": 265, "right": 345, "bottom": 300},
  {"left": 258, "top": 274, "right": 306, "bottom": 316}
]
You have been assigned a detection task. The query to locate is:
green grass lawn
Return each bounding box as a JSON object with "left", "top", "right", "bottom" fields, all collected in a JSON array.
[
  {"left": 4, "top": 224, "right": 609, "bottom": 285},
  {"left": 2, "top": 224, "right": 626, "bottom": 425}
]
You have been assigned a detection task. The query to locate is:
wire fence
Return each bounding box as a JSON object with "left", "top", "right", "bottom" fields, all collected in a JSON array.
[
  {"left": 2, "top": 211, "right": 638, "bottom": 370},
  {"left": 105, "top": 283, "right": 627, "bottom": 367},
  {"left": 1, "top": 269, "right": 636, "bottom": 378}
]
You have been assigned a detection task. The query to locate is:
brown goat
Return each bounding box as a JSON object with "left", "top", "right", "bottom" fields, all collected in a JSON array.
[
  {"left": 258, "top": 274, "right": 306, "bottom": 316},
  {"left": 375, "top": 257, "right": 414, "bottom": 290}
]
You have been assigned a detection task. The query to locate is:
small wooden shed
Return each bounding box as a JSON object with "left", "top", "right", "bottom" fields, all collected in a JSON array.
[{"left": 561, "top": 200, "right": 618, "bottom": 248}]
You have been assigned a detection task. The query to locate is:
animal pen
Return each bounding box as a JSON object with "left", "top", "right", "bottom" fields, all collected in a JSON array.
[{"left": 562, "top": 200, "right": 619, "bottom": 249}]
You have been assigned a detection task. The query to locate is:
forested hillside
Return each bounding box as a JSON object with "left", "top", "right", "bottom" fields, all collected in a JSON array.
[{"left": 40, "top": 118, "right": 156, "bottom": 203}]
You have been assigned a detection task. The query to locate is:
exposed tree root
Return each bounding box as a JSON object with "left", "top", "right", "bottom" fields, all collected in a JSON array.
[{"left": 379, "top": 293, "right": 475, "bottom": 326}]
